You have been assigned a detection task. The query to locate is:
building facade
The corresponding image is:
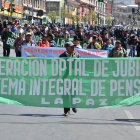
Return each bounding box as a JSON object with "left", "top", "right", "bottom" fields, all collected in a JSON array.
[
  {"left": 0, "top": 0, "right": 23, "bottom": 20},
  {"left": 65, "top": 0, "right": 107, "bottom": 25},
  {"left": 106, "top": 0, "right": 113, "bottom": 15},
  {"left": 64, "top": 0, "right": 80, "bottom": 24},
  {"left": 45, "top": 0, "right": 107, "bottom": 25},
  {"left": 23, "top": 0, "right": 46, "bottom": 23},
  {"left": 95, "top": 0, "right": 107, "bottom": 25},
  {"left": 76, "top": 0, "right": 95, "bottom": 25},
  {"left": 46, "top": 0, "right": 64, "bottom": 23},
  {"left": 113, "top": 5, "right": 139, "bottom": 26}
]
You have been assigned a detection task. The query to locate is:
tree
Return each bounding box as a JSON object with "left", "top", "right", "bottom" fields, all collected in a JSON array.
[
  {"left": 71, "top": 15, "right": 76, "bottom": 24},
  {"left": 82, "top": 11, "right": 97, "bottom": 25},
  {"left": 86, "top": 13, "right": 92, "bottom": 24},
  {"left": 105, "top": 15, "right": 113, "bottom": 25},
  {"left": 82, "top": 16, "right": 88, "bottom": 24},
  {"left": 75, "top": 15, "right": 80, "bottom": 25},
  {"left": 61, "top": 9, "right": 68, "bottom": 24},
  {"left": 91, "top": 11, "right": 97, "bottom": 24},
  {"left": 48, "top": 11, "right": 56, "bottom": 23}
]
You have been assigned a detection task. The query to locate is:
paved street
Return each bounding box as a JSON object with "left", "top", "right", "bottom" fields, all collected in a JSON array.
[
  {"left": 0, "top": 41, "right": 140, "bottom": 140},
  {"left": 0, "top": 104, "right": 140, "bottom": 140}
]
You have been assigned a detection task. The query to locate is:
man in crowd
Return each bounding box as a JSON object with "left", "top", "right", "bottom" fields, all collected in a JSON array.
[
  {"left": 76, "top": 27, "right": 84, "bottom": 41},
  {"left": 34, "top": 27, "right": 42, "bottom": 36},
  {"left": 102, "top": 31, "right": 108, "bottom": 43},
  {"left": 84, "top": 33, "right": 92, "bottom": 44},
  {"left": 14, "top": 33, "right": 23, "bottom": 57},
  {"left": 47, "top": 35, "right": 57, "bottom": 47},
  {"left": 16, "top": 25, "right": 24, "bottom": 34},
  {"left": 59, "top": 42, "right": 80, "bottom": 116},
  {"left": 102, "top": 39, "right": 114, "bottom": 54},
  {"left": 0, "top": 21, "right": 3, "bottom": 35},
  {"left": 73, "top": 36, "right": 82, "bottom": 49},
  {"left": 137, "top": 35, "right": 140, "bottom": 57},
  {"left": 11, "top": 23, "right": 17, "bottom": 32},
  {"left": 128, "top": 34, "right": 138, "bottom": 57},
  {"left": 62, "top": 28, "right": 70, "bottom": 40},
  {"left": 109, "top": 40, "right": 127, "bottom": 57},
  {"left": 1, "top": 26, "right": 11, "bottom": 57},
  {"left": 23, "top": 32, "right": 35, "bottom": 46}
]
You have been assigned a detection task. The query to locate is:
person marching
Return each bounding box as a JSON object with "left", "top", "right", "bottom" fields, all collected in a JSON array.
[
  {"left": 59, "top": 42, "right": 80, "bottom": 116},
  {"left": 23, "top": 32, "right": 35, "bottom": 46},
  {"left": 109, "top": 40, "right": 127, "bottom": 57},
  {"left": 14, "top": 33, "right": 24, "bottom": 57},
  {"left": 1, "top": 26, "right": 11, "bottom": 57}
]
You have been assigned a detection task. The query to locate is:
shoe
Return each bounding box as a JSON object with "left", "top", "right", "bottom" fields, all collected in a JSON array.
[
  {"left": 64, "top": 111, "right": 70, "bottom": 116},
  {"left": 72, "top": 108, "right": 77, "bottom": 113}
]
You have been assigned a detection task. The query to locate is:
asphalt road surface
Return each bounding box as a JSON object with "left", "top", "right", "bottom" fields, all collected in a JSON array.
[
  {"left": 0, "top": 104, "right": 140, "bottom": 140},
  {"left": 0, "top": 41, "right": 140, "bottom": 140}
]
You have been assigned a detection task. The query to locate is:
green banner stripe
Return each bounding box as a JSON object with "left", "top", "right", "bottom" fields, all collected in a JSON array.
[{"left": 0, "top": 97, "right": 23, "bottom": 105}]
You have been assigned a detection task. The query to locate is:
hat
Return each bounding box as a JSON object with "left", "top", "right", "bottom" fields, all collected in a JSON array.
[
  {"left": 65, "top": 42, "right": 75, "bottom": 48},
  {"left": 116, "top": 40, "right": 121, "bottom": 44},
  {"left": 26, "top": 32, "right": 32, "bottom": 36}
]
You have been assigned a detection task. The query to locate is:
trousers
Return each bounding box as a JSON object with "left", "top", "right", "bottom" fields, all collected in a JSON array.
[{"left": 3, "top": 47, "right": 10, "bottom": 57}]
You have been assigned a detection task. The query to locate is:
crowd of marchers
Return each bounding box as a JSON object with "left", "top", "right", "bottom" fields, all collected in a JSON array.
[{"left": 0, "top": 20, "right": 140, "bottom": 58}]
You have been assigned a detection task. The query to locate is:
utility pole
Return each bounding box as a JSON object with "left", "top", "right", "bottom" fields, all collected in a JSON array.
[
  {"left": 31, "top": 0, "right": 34, "bottom": 24},
  {"left": 111, "top": 0, "right": 115, "bottom": 25},
  {"left": 111, "top": 0, "right": 114, "bottom": 15},
  {"left": 10, "top": 0, "right": 14, "bottom": 22},
  {"left": 3, "top": 0, "right": 6, "bottom": 15},
  {"left": 137, "top": 2, "right": 140, "bottom": 28}
]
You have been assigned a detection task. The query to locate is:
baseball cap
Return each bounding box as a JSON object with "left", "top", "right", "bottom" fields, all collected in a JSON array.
[
  {"left": 116, "top": 40, "right": 121, "bottom": 44},
  {"left": 65, "top": 42, "right": 75, "bottom": 48}
]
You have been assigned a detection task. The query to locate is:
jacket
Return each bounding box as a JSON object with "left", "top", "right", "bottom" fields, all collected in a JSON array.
[
  {"left": 59, "top": 51, "right": 80, "bottom": 58},
  {"left": 1, "top": 31, "right": 9, "bottom": 43},
  {"left": 38, "top": 40, "right": 50, "bottom": 47},
  {"left": 109, "top": 47, "right": 127, "bottom": 57}
]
